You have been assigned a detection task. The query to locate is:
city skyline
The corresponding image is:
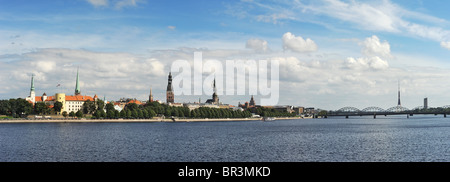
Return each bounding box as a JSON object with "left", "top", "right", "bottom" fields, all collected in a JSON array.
[{"left": 2, "top": 0, "right": 450, "bottom": 110}]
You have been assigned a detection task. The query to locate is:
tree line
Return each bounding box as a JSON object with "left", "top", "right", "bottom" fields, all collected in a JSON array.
[
  {"left": 246, "top": 106, "right": 297, "bottom": 117},
  {"left": 87, "top": 101, "right": 252, "bottom": 119},
  {"left": 0, "top": 98, "right": 33, "bottom": 118},
  {"left": 1, "top": 98, "right": 296, "bottom": 119}
]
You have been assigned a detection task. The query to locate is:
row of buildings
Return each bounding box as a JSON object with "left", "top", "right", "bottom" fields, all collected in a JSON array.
[{"left": 25, "top": 69, "right": 315, "bottom": 115}]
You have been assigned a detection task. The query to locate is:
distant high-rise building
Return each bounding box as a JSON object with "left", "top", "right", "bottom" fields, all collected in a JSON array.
[
  {"left": 166, "top": 72, "right": 174, "bottom": 104},
  {"left": 424, "top": 98, "right": 428, "bottom": 109}
]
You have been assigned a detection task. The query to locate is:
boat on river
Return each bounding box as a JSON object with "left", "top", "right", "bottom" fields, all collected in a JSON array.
[{"left": 262, "top": 117, "right": 275, "bottom": 121}]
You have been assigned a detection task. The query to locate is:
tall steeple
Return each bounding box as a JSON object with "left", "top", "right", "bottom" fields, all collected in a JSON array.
[
  {"left": 166, "top": 72, "right": 174, "bottom": 104},
  {"left": 75, "top": 67, "right": 81, "bottom": 95},
  {"left": 149, "top": 87, "right": 154, "bottom": 103},
  {"left": 30, "top": 73, "right": 35, "bottom": 92},
  {"left": 212, "top": 77, "right": 219, "bottom": 104},
  {"left": 27, "top": 74, "right": 36, "bottom": 104},
  {"left": 249, "top": 95, "right": 255, "bottom": 106},
  {"left": 397, "top": 80, "right": 401, "bottom": 106}
]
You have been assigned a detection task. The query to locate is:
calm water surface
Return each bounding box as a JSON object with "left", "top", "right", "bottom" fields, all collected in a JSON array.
[{"left": 1, "top": 115, "right": 450, "bottom": 162}]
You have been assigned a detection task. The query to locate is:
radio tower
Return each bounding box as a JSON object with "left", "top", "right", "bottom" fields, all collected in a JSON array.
[{"left": 397, "top": 80, "right": 401, "bottom": 106}]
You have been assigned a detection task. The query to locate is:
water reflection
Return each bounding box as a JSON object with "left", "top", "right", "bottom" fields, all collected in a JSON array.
[{"left": 1, "top": 116, "right": 450, "bottom": 162}]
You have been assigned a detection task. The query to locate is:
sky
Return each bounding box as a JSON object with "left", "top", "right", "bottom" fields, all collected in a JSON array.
[{"left": 2, "top": 0, "right": 450, "bottom": 110}]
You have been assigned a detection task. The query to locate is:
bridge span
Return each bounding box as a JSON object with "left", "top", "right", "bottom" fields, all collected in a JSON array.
[{"left": 326, "top": 106, "right": 450, "bottom": 119}]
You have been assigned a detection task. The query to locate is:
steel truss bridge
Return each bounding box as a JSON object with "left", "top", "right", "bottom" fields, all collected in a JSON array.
[{"left": 327, "top": 105, "right": 450, "bottom": 118}]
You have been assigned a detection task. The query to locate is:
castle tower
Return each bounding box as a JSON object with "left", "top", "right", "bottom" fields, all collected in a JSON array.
[
  {"left": 166, "top": 72, "right": 174, "bottom": 104},
  {"left": 55, "top": 93, "right": 66, "bottom": 113}
]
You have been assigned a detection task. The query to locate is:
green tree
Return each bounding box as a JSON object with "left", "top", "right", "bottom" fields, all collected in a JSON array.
[
  {"left": 69, "top": 111, "right": 75, "bottom": 118},
  {"left": 0, "top": 100, "right": 10, "bottom": 115},
  {"left": 149, "top": 109, "right": 156, "bottom": 118},
  {"left": 96, "top": 99, "right": 105, "bottom": 111},
  {"left": 114, "top": 110, "right": 120, "bottom": 119},
  {"left": 125, "top": 103, "right": 138, "bottom": 111},
  {"left": 93, "top": 110, "right": 100, "bottom": 119},
  {"left": 131, "top": 109, "right": 138, "bottom": 119},
  {"left": 76, "top": 110, "right": 83, "bottom": 118},
  {"left": 62, "top": 111, "right": 68, "bottom": 118},
  {"left": 318, "top": 110, "right": 328, "bottom": 116},
  {"left": 53, "top": 101, "right": 63, "bottom": 114},
  {"left": 165, "top": 108, "right": 172, "bottom": 117},
  {"left": 105, "top": 102, "right": 115, "bottom": 113},
  {"left": 6, "top": 98, "right": 33, "bottom": 118},
  {"left": 172, "top": 108, "right": 178, "bottom": 117},
  {"left": 82, "top": 100, "right": 96, "bottom": 114},
  {"left": 107, "top": 110, "right": 115, "bottom": 119},
  {"left": 120, "top": 109, "right": 126, "bottom": 119},
  {"left": 137, "top": 109, "right": 143, "bottom": 119},
  {"left": 126, "top": 109, "right": 132, "bottom": 119},
  {"left": 142, "top": 109, "right": 149, "bottom": 119},
  {"left": 34, "top": 102, "right": 48, "bottom": 115}
]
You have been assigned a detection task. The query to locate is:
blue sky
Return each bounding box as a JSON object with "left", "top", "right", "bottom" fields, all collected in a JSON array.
[{"left": 2, "top": 0, "right": 450, "bottom": 110}]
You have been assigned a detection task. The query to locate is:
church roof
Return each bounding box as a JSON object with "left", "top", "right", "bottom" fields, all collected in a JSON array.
[{"left": 127, "top": 100, "right": 143, "bottom": 105}]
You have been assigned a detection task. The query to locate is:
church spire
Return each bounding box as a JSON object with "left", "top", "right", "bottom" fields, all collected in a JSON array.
[
  {"left": 30, "top": 73, "right": 35, "bottom": 92},
  {"left": 166, "top": 72, "right": 174, "bottom": 103},
  {"left": 75, "top": 67, "right": 81, "bottom": 95},
  {"left": 212, "top": 77, "right": 219, "bottom": 104},
  {"left": 149, "top": 86, "right": 154, "bottom": 103}
]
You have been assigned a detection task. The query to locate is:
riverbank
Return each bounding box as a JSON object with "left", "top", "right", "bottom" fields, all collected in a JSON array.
[{"left": 0, "top": 116, "right": 306, "bottom": 123}]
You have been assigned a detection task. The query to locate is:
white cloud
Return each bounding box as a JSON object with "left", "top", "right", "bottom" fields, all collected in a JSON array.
[
  {"left": 86, "top": 0, "right": 143, "bottom": 9},
  {"left": 246, "top": 38, "right": 269, "bottom": 52},
  {"left": 239, "top": 0, "right": 450, "bottom": 50},
  {"left": 282, "top": 32, "right": 317, "bottom": 53},
  {"left": 361, "top": 35, "right": 391, "bottom": 58},
  {"left": 301, "top": 0, "right": 450, "bottom": 49},
  {"left": 303, "top": 0, "right": 400, "bottom": 32},
  {"left": 87, "top": 0, "right": 108, "bottom": 7},
  {"left": 167, "top": 26, "right": 176, "bottom": 30},
  {"left": 345, "top": 56, "right": 389, "bottom": 71},
  {"left": 440, "top": 41, "right": 450, "bottom": 50},
  {"left": 31, "top": 61, "right": 56, "bottom": 73},
  {"left": 115, "top": 0, "right": 142, "bottom": 9},
  {"left": 2, "top": 48, "right": 167, "bottom": 100}
]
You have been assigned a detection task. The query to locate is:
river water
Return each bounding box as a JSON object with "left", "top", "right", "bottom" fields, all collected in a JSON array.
[{"left": 1, "top": 115, "right": 450, "bottom": 162}]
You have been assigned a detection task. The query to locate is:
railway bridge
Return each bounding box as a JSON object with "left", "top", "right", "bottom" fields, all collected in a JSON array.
[{"left": 326, "top": 105, "right": 450, "bottom": 119}]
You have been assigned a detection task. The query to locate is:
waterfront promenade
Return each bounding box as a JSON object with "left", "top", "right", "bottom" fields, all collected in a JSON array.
[{"left": 0, "top": 117, "right": 304, "bottom": 123}]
